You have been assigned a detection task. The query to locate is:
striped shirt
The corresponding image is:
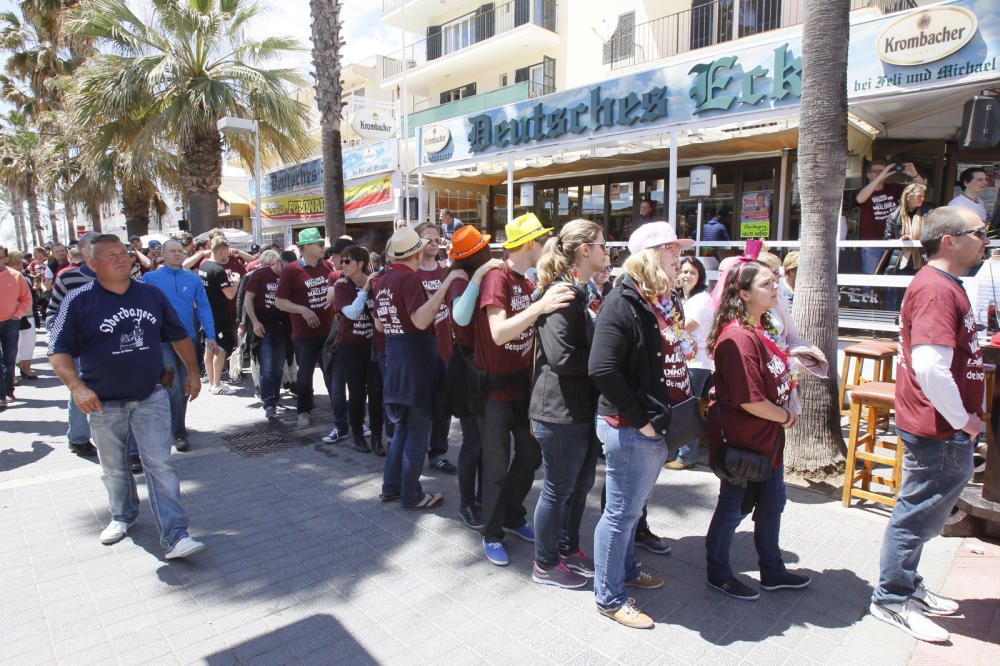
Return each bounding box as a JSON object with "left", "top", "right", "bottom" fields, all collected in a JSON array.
[{"left": 46, "top": 265, "right": 96, "bottom": 324}]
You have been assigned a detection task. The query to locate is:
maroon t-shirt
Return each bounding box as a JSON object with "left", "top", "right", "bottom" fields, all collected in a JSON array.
[
  {"left": 474, "top": 264, "right": 535, "bottom": 401},
  {"left": 896, "top": 266, "right": 984, "bottom": 439},
  {"left": 656, "top": 297, "right": 694, "bottom": 403},
  {"left": 246, "top": 266, "right": 280, "bottom": 316},
  {"left": 858, "top": 182, "right": 904, "bottom": 240},
  {"left": 711, "top": 325, "right": 793, "bottom": 467},
  {"left": 372, "top": 264, "right": 432, "bottom": 338},
  {"left": 333, "top": 278, "right": 374, "bottom": 347},
  {"left": 367, "top": 273, "right": 386, "bottom": 354},
  {"left": 419, "top": 265, "right": 449, "bottom": 359},
  {"left": 438, "top": 275, "right": 476, "bottom": 364},
  {"left": 276, "top": 260, "right": 334, "bottom": 338}
]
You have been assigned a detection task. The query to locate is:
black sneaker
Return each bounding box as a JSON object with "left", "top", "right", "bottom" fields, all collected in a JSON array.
[
  {"left": 459, "top": 504, "right": 483, "bottom": 530},
  {"left": 761, "top": 571, "right": 811, "bottom": 591},
  {"left": 371, "top": 437, "right": 386, "bottom": 457},
  {"left": 69, "top": 441, "right": 98, "bottom": 458},
  {"left": 173, "top": 437, "right": 190, "bottom": 452},
  {"left": 433, "top": 459, "right": 458, "bottom": 474},
  {"left": 708, "top": 578, "right": 760, "bottom": 601},
  {"left": 635, "top": 530, "right": 671, "bottom": 555},
  {"left": 353, "top": 437, "right": 371, "bottom": 453}
]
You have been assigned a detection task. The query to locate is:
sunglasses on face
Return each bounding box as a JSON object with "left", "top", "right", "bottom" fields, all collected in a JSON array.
[
  {"left": 952, "top": 227, "right": 988, "bottom": 240},
  {"left": 340, "top": 258, "right": 352, "bottom": 265}
]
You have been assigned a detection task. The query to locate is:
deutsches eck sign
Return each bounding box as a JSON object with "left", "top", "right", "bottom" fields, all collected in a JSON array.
[{"left": 876, "top": 7, "right": 978, "bottom": 66}]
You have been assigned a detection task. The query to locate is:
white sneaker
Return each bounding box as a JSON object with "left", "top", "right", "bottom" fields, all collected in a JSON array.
[
  {"left": 297, "top": 412, "right": 311, "bottom": 428},
  {"left": 100, "top": 519, "right": 137, "bottom": 545},
  {"left": 211, "top": 384, "right": 234, "bottom": 395},
  {"left": 870, "top": 599, "right": 950, "bottom": 643},
  {"left": 912, "top": 581, "right": 959, "bottom": 615},
  {"left": 165, "top": 536, "right": 205, "bottom": 560}
]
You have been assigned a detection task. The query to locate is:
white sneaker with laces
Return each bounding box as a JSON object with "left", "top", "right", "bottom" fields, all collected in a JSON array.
[
  {"left": 870, "top": 599, "right": 950, "bottom": 643},
  {"left": 100, "top": 519, "right": 137, "bottom": 545},
  {"left": 212, "top": 384, "right": 233, "bottom": 395},
  {"left": 912, "top": 581, "right": 959, "bottom": 615},
  {"left": 165, "top": 536, "right": 205, "bottom": 560}
]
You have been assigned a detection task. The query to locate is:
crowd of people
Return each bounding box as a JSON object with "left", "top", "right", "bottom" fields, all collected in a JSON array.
[{"left": 0, "top": 201, "right": 985, "bottom": 640}]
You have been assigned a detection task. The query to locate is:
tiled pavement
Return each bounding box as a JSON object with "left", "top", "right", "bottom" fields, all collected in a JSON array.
[{"left": 0, "top": 336, "right": 968, "bottom": 665}]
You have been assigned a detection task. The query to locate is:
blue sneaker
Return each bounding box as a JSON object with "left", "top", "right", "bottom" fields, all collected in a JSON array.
[
  {"left": 504, "top": 524, "right": 535, "bottom": 543},
  {"left": 321, "top": 427, "right": 349, "bottom": 443},
  {"left": 483, "top": 540, "right": 509, "bottom": 566}
]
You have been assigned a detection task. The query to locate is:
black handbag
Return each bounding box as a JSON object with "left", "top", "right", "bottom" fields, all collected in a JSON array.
[
  {"left": 710, "top": 401, "right": 781, "bottom": 487},
  {"left": 664, "top": 396, "right": 707, "bottom": 451}
]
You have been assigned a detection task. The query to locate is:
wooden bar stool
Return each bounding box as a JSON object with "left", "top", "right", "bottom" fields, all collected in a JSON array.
[
  {"left": 842, "top": 382, "right": 903, "bottom": 508},
  {"left": 839, "top": 342, "right": 897, "bottom": 415}
]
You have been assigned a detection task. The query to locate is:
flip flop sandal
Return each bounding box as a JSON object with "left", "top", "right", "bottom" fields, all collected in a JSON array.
[
  {"left": 404, "top": 493, "right": 443, "bottom": 510},
  {"left": 378, "top": 493, "right": 400, "bottom": 503}
]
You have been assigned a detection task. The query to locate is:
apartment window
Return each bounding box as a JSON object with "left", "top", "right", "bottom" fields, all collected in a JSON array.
[
  {"left": 602, "top": 12, "right": 635, "bottom": 65},
  {"left": 440, "top": 83, "right": 477, "bottom": 105},
  {"left": 499, "top": 73, "right": 508, "bottom": 87}
]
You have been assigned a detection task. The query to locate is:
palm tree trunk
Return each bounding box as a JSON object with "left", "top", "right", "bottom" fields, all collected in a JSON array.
[
  {"left": 310, "top": 0, "right": 346, "bottom": 241},
  {"left": 11, "top": 195, "right": 24, "bottom": 250},
  {"left": 13, "top": 192, "right": 30, "bottom": 249},
  {"left": 85, "top": 199, "right": 103, "bottom": 233},
  {"left": 25, "top": 180, "right": 42, "bottom": 247},
  {"left": 46, "top": 187, "right": 60, "bottom": 244},
  {"left": 63, "top": 187, "right": 77, "bottom": 242},
  {"left": 122, "top": 183, "right": 151, "bottom": 237},
  {"left": 785, "top": 0, "right": 850, "bottom": 480},
  {"left": 182, "top": 126, "right": 222, "bottom": 236}
]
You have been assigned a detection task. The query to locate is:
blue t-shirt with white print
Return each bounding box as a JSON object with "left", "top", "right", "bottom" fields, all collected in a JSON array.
[{"left": 48, "top": 279, "right": 189, "bottom": 402}]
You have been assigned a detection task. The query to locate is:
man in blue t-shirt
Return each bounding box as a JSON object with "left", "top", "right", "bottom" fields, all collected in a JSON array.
[{"left": 48, "top": 235, "right": 206, "bottom": 560}]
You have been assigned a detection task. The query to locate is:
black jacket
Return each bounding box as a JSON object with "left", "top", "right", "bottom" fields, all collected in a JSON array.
[
  {"left": 588, "top": 274, "right": 679, "bottom": 437},
  {"left": 883, "top": 203, "right": 934, "bottom": 240},
  {"left": 530, "top": 279, "right": 598, "bottom": 424}
]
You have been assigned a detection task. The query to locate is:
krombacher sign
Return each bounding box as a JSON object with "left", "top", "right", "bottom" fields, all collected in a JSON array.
[{"left": 467, "top": 86, "right": 669, "bottom": 153}]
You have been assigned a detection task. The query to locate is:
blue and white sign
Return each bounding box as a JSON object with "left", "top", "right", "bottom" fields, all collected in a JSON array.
[{"left": 262, "top": 139, "right": 397, "bottom": 196}]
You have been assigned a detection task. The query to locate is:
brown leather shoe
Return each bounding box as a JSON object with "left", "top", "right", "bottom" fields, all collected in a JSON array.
[
  {"left": 597, "top": 598, "right": 654, "bottom": 629},
  {"left": 626, "top": 571, "right": 665, "bottom": 590}
]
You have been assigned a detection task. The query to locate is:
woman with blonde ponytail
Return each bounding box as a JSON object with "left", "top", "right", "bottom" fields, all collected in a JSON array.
[{"left": 529, "top": 219, "right": 606, "bottom": 590}]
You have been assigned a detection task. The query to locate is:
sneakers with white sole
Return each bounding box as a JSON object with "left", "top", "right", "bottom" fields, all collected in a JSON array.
[
  {"left": 869, "top": 599, "right": 950, "bottom": 643},
  {"left": 912, "top": 581, "right": 959, "bottom": 615},
  {"left": 99, "top": 519, "right": 137, "bottom": 545},
  {"left": 165, "top": 536, "right": 205, "bottom": 560}
]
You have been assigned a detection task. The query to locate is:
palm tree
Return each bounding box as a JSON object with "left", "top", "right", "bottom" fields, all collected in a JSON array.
[
  {"left": 310, "top": 0, "right": 346, "bottom": 241},
  {"left": 67, "top": 0, "right": 312, "bottom": 236},
  {"left": 0, "top": 111, "right": 46, "bottom": 245},
  {"left": 785, "top": 0, "right": 851, "bottom": 479}
]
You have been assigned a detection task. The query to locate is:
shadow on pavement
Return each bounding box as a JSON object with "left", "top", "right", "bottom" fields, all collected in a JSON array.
[
  {"left": 0, "top": 441, "right": 54, "bottom": 471},
  {"left": 204, "top": 614, "right": 373, "bottom": 664}
]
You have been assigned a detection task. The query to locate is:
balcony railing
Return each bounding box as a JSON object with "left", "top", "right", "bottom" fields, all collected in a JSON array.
[
  {"left": 382, "top": 0, "right": 557, "bottom": 80},
  {"left": 382, "top": 0, "right": 401, "bottom": 14},
  {"left": 406, "top": 79, "right": 557, "bottom": 136},
  {"left": 605, "top": 0, "right": 917, "bottom": 70}
]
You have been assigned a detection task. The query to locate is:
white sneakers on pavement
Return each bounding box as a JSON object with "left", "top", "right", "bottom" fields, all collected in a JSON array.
[
  {"left": 869, "top": 598, "right": 950, "bottom": 643},
  {"left": 911, "top": 580, "right": 960, "bottom": 615},
  {"left": 99, "top": 519, "right": 137, "bottom": 545},
  {"left": 165, "top": 536, "right": 206, "bottom": 560}
]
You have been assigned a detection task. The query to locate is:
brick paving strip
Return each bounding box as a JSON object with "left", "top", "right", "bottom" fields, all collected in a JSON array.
[{"left": 0, "top": 336, "right": 971, "bottom": 665}]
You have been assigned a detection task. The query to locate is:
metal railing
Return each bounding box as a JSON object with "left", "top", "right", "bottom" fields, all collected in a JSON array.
[
  {"left": 381, "top": 0, "right": 557, "bottom": 79},
  {"left": 606, "top": 0, "right": 917, "bottom": 70},
  {"left": 381, "top": 0, "right": 402, "bottom": 14}
]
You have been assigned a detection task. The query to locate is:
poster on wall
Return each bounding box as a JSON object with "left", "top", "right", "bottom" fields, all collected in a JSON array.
[{"left": 740, "top": 191, "right": 772, "bottom": 238}]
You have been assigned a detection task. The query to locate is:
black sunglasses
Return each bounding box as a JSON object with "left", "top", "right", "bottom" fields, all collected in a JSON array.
[{"left": 951, "top": 227, "right": 988, "bottom": 240}]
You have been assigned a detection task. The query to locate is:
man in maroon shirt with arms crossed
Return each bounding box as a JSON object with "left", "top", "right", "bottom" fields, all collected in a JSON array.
[{"left": 870, "top": 207, "right": 986, "bottom": 643}]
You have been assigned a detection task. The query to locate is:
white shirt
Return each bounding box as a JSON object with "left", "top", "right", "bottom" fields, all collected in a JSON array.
[
  {"left": 683, "top": 291, "right": 715, "bottom": 370},
  {"left": 948, "top": 193, "right": 988, "bottom": 221}
]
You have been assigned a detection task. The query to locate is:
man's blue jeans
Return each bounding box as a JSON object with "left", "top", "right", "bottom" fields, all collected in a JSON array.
[
  {"left": 593, "top": 419, "right": 668, "bottom": 610},
  {"left": 382, "top": 404, "right": 432, "bottom": 506},
  {"left": 861, "top": 247, "right": 884, "bottom": 275},
  {"left": 258, "top": 329, "right": 287, "bottom": 410},
  {"left": 329, "top": 348, "right": 348, "bottom": 430},
  {"left": 872, "top": 429, "right": 974, "bottom": 606},
  {"left": 705, "top": 467, "right": 788, "bottom": 585},
  {"left": 160, "top": 342, "right": 188, "bottom": 440},
  {"left": 428, "top": 358, "right": 450, "bottom": 464},
  {"left": 532, "top": 420, "right": 599, "bottom": 569},
  {"left": 0, "top": 318, "right": 19, "bottom": 397},
  {"left": 88, "top": 387, "right": 190, "bottom": 550},
  {"left": 292, "top": 336, "right": 325, "bottom": 414},
  {"left": 67, "top": 358, "right": 92, "bottom": 445}
]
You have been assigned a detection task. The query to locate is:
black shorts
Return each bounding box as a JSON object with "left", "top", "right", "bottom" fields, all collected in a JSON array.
[{"left": 213, "top": 311, "right": 237, "bottom": 355}]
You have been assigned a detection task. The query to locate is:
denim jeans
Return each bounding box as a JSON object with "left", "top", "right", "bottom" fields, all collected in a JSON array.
[
  {"left": 872, "top": 430, "right": 974, "bottom": 606},
  {"left": 336, "top": 344, "right": 383, "bottom": 441},
  {"left": 0, "top": 318, "right": 18, "bottom": 397},
  {"left": 160, "top": 342, "right": 189, "bottom": 440},
  {"left": 428, "top": 358, "right": 450, "bottom": 463},
  {"left": 88, "top": 387, "right": 190, "bottom": 550},
  {"left": 861, "top": 247, "right": 884, "bottom": 275},
  {"left": 705, "top": 467, "right": 788, "bottom": 585},
  {"left": 670, "top": 439, "right": 699, "bottom": 465},
  {"left": 457, "top": 415, "right": 483, "bottom": 507},
  {"left": 382, "top": 404, "right": 433, "bottom": 506},
  {"left": 67, "top": 359, "right": 92, "bottom": 445},
  {"left": 376, "top": 351, "right": 394, "bottom": 440},
  {"left": 478, "top": 398, "right": 542, "bottom": 542},
  {"left": 258, "top": 328, "right": 288, "bottom": 410},
  {"left": 292, "top": 336, "right": 325, "bottom": 414},
  {"left": 329, "top": 347, "right": 348, "bottom": 430},
  {"left": 532, "top": 420, "right": 599, "bottom": 569},
  {"left": 593, "top": 419, "right": 668, "bottom": 610}
]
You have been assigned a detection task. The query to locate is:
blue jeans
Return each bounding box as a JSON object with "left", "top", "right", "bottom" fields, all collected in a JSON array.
[
  {"left": 532, "top": 420, "right": 599, "bottom": 569},
  {"left": 292, "top": 336, "right": 325, "bottom": 414},
  {"left": 329, "top": 347, "right": 348, "bottom": 430},
  {"left": 457, "top": 415, "right": 482, "bottom": 507},
  {"left": 160, "top": 342, "right": 189, "bottom": 440},
  {"left": 0, "top": 318, "right": 19, "bottom": 397},
  {"left": 376, "top": 351, "right": 394, "bottom": 440},
  {"left": 668, "top": 439, "right": 700, "bottom": 465},
  {"left": 428, "top": 358, "right": 450, "bottom": 463},
  {"left": 258, "top": 329, "right": 288, "bottom": 410},
  {"left": 382, "top": 404, "right": 432, "bottom": 506},
  {"left": 861, "top": 247, "right": 884, "bottom": 275},
  {"left": 872, "top": 430, "right": 974, "bottom": 605},
  {"left": 88, "top": 387, "right": 190, "bottom": 550},
  {"left": 705, "top": 467, "right": 787, "bottom": 584},
  {"left": 67, "top": 358, "right": 92, "bottom": 445},
  {"left": 593, "top": 419, "right": 669, "bottom": 610}
]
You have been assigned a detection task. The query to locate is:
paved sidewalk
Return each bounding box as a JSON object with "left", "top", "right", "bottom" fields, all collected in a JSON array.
[{"left": 0, "top": 336, "right": 967, "bottom": 665}]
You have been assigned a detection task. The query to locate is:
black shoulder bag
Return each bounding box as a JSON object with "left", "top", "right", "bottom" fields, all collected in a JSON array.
[{"left": 710, "top": 401, "right": 782, "bottom": 488}]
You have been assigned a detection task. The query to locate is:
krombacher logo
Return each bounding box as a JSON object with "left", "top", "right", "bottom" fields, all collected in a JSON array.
[{"left": 877, "top": 7, "right": 977, "bottom": 67}]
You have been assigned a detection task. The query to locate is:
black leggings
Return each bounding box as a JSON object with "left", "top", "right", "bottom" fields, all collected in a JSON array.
[{"left": 336, "top": 344, "right": 383, "bottom": 441}]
